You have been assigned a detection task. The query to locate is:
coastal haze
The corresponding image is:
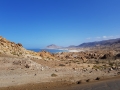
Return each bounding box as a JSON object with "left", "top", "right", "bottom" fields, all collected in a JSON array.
[{"left": 0, "top": 0, "right": 120, "bottom": 90}]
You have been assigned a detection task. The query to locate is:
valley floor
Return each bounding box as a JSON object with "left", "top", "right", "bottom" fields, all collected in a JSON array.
[{"left": 0, "top": 56, "right": 120, "bottom": 90}]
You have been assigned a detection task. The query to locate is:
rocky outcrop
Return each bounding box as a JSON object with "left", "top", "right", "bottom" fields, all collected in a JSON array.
[
  {"left": 0, "top": 36, "right": 41, "bottom": 59},
  {"left": 38, "top": 51, "right": 55, "bottom": 60},
  {"left": 53, "top": 50, "right": 118, "bottom": 62}
]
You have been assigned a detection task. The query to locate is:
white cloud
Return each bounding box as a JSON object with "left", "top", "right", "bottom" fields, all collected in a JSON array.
[
  {"left": 102, "top": 35, "right": 120, "bottom": 39},
  {"left": 103, "top": 36, "right": 107, "bottom": 39},
  {"left": 85, "top": 35, "right": 120, "bottom": 42}
]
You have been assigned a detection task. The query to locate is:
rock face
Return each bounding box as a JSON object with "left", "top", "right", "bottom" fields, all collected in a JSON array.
[
  {"left": 0, "top": 36, "right": 41, "bottom": 59},
  {"left": 46, "top": 44, "right": 61, "bottom": 49}
]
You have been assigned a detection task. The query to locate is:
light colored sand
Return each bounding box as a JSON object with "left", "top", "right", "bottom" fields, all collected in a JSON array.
[
  {"left": 0, "top": 56, "right": 120, "bottom": 89},
  {"left": 0, "top": 66, "right": 118, "bottom": 87}
]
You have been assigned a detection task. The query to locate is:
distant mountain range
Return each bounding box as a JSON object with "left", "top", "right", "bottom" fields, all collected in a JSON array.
[
  {"left": 77, "top": 38, "right": 120, "bottom": 48},
  {"left": 46, "top": 38, "right": 120, "bottom": 49}
]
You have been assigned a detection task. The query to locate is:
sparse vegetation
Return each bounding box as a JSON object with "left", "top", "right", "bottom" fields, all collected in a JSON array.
[
  {"left": 25, "top": 64, "right": 30, "bottom": 68},
  {"left": 19, "top": 52, "right": 23, "bottom": 55},
  {"left": 11, "top": 52, "right": 17, "bottom": 55},
  {"left": 95, "top": 61, "right": 99, "bottom": 64},
  {"left": 72, "top": 60, "right": 80, "bottom": 63},
  {"left": 59, "top": 64, "right": 65, "bottom": 66},
  {"left": 109, "top": 62, "right": 114, "bottom": 67},
  {"left": 92, "top": 65, "right": 103, "bottom": 70},
  {"left": 76, "top": 80, "right": 81, "bottom": 84},
  {"left": 95, "top": 77, "right": 100, "bottom": 80},
  {"left": 51, "top": 73, "right": 57, "bottom": 77},
  {"left": 86, "top": 79, "right": 90, "bottom": 82},
  {"left": 65, "top": 62, "right": 68, "bottom": 64},
  {"left": 88, "top": 65, "right": 90, "bottom": 67}
]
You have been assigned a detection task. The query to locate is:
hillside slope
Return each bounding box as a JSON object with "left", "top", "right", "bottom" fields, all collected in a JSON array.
[
  {"left": 78, "top": 38, "right": 120, "bottom": 48},
  {"left": 0, "top": 36, "right": 41, "bottom": 59}
]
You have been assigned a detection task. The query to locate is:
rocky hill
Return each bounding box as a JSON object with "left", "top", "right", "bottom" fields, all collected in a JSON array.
[
  {"left": 0, "top": 36, "right": 56, "bottom": 60},
  {"left": 46, "top": 44, "right": 62, "bottom": 49},
  {"left": 0, "top": 36, "right": 42, "bottom": 59}
]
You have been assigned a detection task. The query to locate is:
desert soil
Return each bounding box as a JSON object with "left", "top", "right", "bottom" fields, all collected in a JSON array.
[{"left": 0, "top": 56, "right": 120, "bottom": 90}]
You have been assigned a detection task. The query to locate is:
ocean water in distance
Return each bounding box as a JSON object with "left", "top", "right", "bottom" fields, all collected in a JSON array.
[{"left": 28, "top": 49, "right": 68, "bottom": 53}]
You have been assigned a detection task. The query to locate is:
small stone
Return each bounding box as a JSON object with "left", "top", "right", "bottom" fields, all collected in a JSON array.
[
  {"left": 76, "top": 80, "right": 81, "bottom": 84},
  {"left": 86, "top": 79, "right": 90, "bottom": 82},
  {"left": 95, "top": 77, "right": 100, "bottom": 80}
]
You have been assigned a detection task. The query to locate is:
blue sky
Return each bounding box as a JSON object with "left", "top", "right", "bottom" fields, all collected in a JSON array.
[{"left": 0, "top": 0, "right": 120, "bottom": 48}]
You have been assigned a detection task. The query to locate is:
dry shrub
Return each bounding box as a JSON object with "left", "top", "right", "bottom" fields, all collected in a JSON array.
[
  {"left": 59, "top": 64, "right": 65, "bottom": 66},
  {"left": 51, "top": 73, "right": 57, "bottom": 77},
  {"left": 25, "top": 64, "right": 30, "bottom": 68}
]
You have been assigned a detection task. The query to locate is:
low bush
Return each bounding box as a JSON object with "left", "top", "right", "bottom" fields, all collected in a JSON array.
[
  {"left": 59, "top": 64, "right": 65, "bottom": 66},
  {"left": 51, "top": 73, "right": 57, "bottom": 77}
]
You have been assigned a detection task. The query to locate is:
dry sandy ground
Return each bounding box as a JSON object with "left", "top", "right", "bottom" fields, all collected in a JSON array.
[
  {"left": 0, "top": 76, "right": 120, "bottom": 90},
  {"left": 0, "top": 56, "right": 120, "bottom": 90},
  {"left": 54, "top": 76, "right": 120, "bottom": 90}
]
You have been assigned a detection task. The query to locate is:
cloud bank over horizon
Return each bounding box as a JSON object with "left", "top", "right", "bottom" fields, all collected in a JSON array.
[{"left": 86, "top": 35, "right": 120, "bottom": 42}]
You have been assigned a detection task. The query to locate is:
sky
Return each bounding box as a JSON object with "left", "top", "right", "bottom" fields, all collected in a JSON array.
[{"left": 0, "top": 0, "right": 120, "bottom": 48}]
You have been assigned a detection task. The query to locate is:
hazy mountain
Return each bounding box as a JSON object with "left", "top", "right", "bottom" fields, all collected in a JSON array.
[
  {"left": 46, "top": 44, "right": 62, "bottom": 49},
  {"left": 78, "top": 38, "right": 120, "bottom": 48}
]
